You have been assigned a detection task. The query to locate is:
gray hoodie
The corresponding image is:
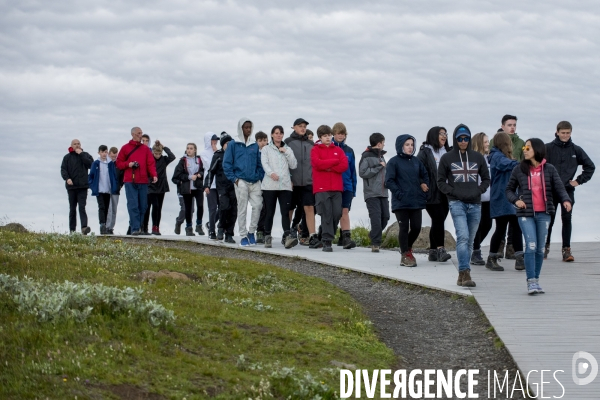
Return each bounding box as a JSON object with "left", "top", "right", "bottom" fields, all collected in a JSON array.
[{"left": 359, "top": 146, "right": 388, "bottom": 200}]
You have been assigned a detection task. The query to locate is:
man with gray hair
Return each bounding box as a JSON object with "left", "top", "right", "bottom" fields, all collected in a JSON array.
[
  {"left": 116, "top": 127, "right": 158, "bottom": 235},
  {"left": 61, "top": 139, "right": 94, "bottom": 234}
]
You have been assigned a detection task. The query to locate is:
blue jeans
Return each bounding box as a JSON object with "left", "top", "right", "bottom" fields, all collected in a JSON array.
[
  {"left": 449, "top": 201, "right": 481, "bottom": 271},
  {"left": 124, "top": 183, "right": 148, "bottom": 232},
  {"left": 517, "top": 213, "right": 551, "bottom": 280}
]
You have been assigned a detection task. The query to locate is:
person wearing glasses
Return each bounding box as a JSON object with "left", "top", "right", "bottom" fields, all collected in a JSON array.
[
  {"left": 506, "top": 139, "right": 572, "bottom": 295},
  {"left": 437, "top": 124, "right": 490, "bottom": 287}
]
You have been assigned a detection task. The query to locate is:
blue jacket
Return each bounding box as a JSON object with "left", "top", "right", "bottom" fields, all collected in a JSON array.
[
  {"left": 488, "top": 147, "right": 519, "bottom": 218},
  {"left": 88, "top": 160, "right": 118, "bottom": 196},
  {"left": 223, "top": 140, "right": 264, "bottom": 184},
  {"left": 333, "top": 139, "right": 356, "bottom": 196},
  {"left": 385, "top": 135, "right": 429, "bottom": 211}
]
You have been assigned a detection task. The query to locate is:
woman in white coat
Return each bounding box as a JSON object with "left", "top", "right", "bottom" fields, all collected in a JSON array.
[{"left": 261, "top": 125, "right": 298, "bottom": 249}]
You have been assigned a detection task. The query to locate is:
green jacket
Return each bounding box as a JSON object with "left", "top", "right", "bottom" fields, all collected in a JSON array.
[{"left": 490, "top": 132, "right": 525, "bottom": 161}]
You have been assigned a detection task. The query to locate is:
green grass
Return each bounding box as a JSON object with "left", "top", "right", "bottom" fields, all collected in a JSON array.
[{"left": 0, "top": 231, "right": 395, "bottom": 399}]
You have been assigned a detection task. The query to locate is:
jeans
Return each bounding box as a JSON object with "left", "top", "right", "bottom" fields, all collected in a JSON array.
[
  {"left": 124, "top": 183, "right": 148, "bottom": 232},
  {"left": 449, "top": 201, "right": 481, "bottom": 271},
  {"left": 518, "top": 213, "right": 551, "bottom": 280}
]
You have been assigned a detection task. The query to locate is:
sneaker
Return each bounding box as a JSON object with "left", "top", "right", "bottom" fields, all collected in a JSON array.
[
  {"left": 100, "top": 223, "right": 107, "bottom": 235},
  {"left": 428, "top": 249, "right": 438, "bottom": 261},
  {"left": 195, "top": 224, "right": 205, "bottom": 235},
  {"left": 505, "top": 243, "right": 516, "bottom": 259},
  {"left": 216, "top": 229, "right": 224, "bottom": 241},
  {"left": 372, "top": 246, "right": 380, "bottom": 253},
  {"left": 141, "top": 230, "right": 151, "bottom": 236},
  {"left": 81, "top": 226, "right": 91, "bottom": 235},
  {"left": 485, "top": 254, "right": 504, "bottom": 271},
  {"left": 400, "top": 251, "right": 417, "bottom": 267},
  {"left": 299, "top": 237, "right": 310, "bottom": 246},
  {"left": 248, "top": 233, "right": 256, "bottom": 246},
  {"left": 240, "top": 236, "right": 250, "bottom": 247},
  {"left": 256, "top": 231, "right": 265, "bottom": 244},
  {"left": 131, "top": 230, "right": 142, "bottom": 236},
  {"left": 544, "top": 243, "right": 550, "bottom": 259},
  {"left": 264, "top": 235, "right": 273, "bottom": 248},
  {"left": 462, "top": 269, "right": 476, "bottom": 287},
  {"left": 174, "top": 220, "right": 182, "bottom": 235},
  {"left": 322, "top": 240, "right": 333, "bottom": 252},
  {"left": 290, "top": 225, "right": 298, "bottom": 239},
  {"left": 308, "top": 234, "right": 323, "bottom": 249},
  {"left": 185, "top": 226, "right": 195, "bottom": 236},
  {"left": 284, "top": 234, "right": 298, "bottom": 249},
  {"left": 106, "top": 229, "right": 114, "bottom": 235},
  {"left": 209, "top": 232, "right": 217, "bottom": 240},
  {"left": 533, "top": 279, "right": 545, "bottom": 294},
  {"left": 514, "top": 253, "right": 525, "bottom": 270},
  {"left": 152, "top": 226, "right": 161, "bottom": 236},
  {"left": 562, "top": 247, "right": 574, "bottom": 262},
  {"left": 437, "top": 247, "right": 451, "bottom": 262},
  {"left": 527, "top": 279, "right": 538, "bottom": 295},
  {"left": 470, "top": 249, "right": 485, "bottom": 265},
  {"left": 224, "top": 234, "right": 236, "bottom": 244}
]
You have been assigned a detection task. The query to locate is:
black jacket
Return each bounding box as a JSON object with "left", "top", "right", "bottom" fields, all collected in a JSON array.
[
  {"left": 204, "top": 149, "right": 233, "bottom": 192},
  {"left": 545, "top": 137, "right": 595, "bottom": 191},
  {"left": 61, "top": 150, "right": 94, "bottom": 190},
  {"left": 505, "top": 161, "right": 571, "bottom": 217},
  {"left": 437, "top": 124, "right": 490, "bottom": 204},
  {"left": 417, "top": 144, "right": 449, "bottom": 205},
  {"left": 172, "top": 156, "right": 204, "bottom": 195},
  {"left": 148, "top": 147, "right": 176, "bottom": 194}
]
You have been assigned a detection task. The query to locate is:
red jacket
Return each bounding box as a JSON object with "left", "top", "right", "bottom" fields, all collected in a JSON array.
[
  {"left": 116, "top": 140, "right": 158, "bottom": 184},
  {"left": 311, "top": 142, "right": 348, "bottom": 193}
]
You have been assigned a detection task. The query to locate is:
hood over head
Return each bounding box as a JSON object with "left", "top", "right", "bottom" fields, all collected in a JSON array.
[
  {"left": 452, "top": 124, "right": 473, "bottom": 149},
  {"left": 203, "top": 131, "right": 217, "bottom": 150},
  {"left": 237, "top": 118, "right": 254, "bottom": 145},
  {"left": 395, "top": 134, "right": 417, "bottom": 158}
]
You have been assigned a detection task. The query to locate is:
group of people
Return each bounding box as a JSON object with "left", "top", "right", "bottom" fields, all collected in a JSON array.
[{"left": 60, "top": 115, "right": 595, "bottom": 294}]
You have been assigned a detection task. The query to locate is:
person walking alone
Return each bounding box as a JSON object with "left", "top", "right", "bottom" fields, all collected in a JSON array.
[{"left": 61, "top": 139, "right": 94, "bottom": 234}]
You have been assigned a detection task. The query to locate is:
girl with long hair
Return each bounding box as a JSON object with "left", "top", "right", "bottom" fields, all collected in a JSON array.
[{"left": 172, "top": 143, "right": 204, "bottom": 236}]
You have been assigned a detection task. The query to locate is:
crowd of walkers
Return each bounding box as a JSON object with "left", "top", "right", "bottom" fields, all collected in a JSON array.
[{"left": 60, "top": 115, "right": 595, "bottom": 294}]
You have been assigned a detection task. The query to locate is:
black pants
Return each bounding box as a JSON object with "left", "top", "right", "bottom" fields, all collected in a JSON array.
[
  {"left": 547, "top": 190, "right": 575, "bottom": 247},
  {"left": 68, "top": 188, "right": 88, "bottom": 232},
  {"left": 218, "top": 188, "right": 237, "bottom": 235},
  {"left": 143, "top": 193, "right": 165, "bottom": 228},
  {"left": 257, "top": 197, "right": 267, "bottom": 233},
  {"left": 292, "top": 206, "right": 309, "bottom": 237},
  {"left": 366, "top": 197, "right": 390, "bottom": 246},
  {"left": 262, "top": 190, "right": 293, "bottom": 236},
  {"left": 425, "top": 202, "right": 449, "bottom": 249},
  {"left": 490, "top": 215, "right": 523, "bottom": 254},
  {"left": 206, "top": 190, "right": 219, "bottom": 233},
  {"left": 395, "top": 209, "right": 422, "bottom": 253},
  {"left": 96, "top": 193, "right": 111, "bottom": 225},
  {"left": 315, "top": 192, "right": 342, "bottom": 241},
  {"left": 473, "top": 201, "right": 492, "bottom": 250},
  {"left": 182, "top": 190, "right": 204, "bottom": 226}
]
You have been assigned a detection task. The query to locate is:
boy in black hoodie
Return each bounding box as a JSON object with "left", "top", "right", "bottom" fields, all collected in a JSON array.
[
  {"left": 206, "top": 134, "right": 237, "bottom": 243},
  {"left": 437, "top": 124, "right": 490, "bottom": 287}
]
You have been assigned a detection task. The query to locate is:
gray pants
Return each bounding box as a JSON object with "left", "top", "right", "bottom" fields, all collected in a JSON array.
[
  {"left": 366, "top": 197, "right": 390, "bottom": 246},
  {"left": 234, "top": 179, "right": 263, "bottom": 237},
  {"left": 106, "top": 194, "right": 120, "bottom": 230},
  {"left": 315, "top": 191, "right": 342, "bottom": 241}
]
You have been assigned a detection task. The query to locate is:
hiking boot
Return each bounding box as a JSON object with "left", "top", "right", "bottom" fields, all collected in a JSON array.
[
  {"left": 437, "top": 247, "right": 451, "bottom": 262},
  {"left": 248, "top": 233, "right": 256, "bottom": 246},
  {"left": 457, "top": 270, "right": 465, "bottom": 286},
  {"left": 372, "top": 245, "right": 380, "bottom": 253},
  {"left": 81, "top": 226, "right": 91, "bottom": 235},
  {"left": 100, "top": 223, "right": 107, "bottom": 235},
  {"left": 505, "top": 243, "right": 516, "bottom": 259},
  {"left": 485, "top": 254, "right": 504, "bottom": 271},
  {"left": 342, "top": 231, "right": 356, "bottom": 249},
  {"left": 337, "top": 235, "right": 343, "bottom": 246},
  {"left": 322, "top": 240, "right": 333, "bottom": 252},
  {"left": 224, "top": 234, "right": 236, "bottom": 244},
  {"left": 471, "top": 249, "right": 485, "bottom": 265},
  {"left": 152, "top": 226, "right": 161, "bottom": 236},
  {"left": 401, "top": 251, "right": 417, "bottom": 267},
  {"left": 527, "top": 279, "right": 538, "bottom": 295},
  {"left": 407, "top": 249, "right": 417, "bottom": 263},
  {"left": 498, "top": 239, "right": 505, "bottom": 257},
  {"left": 562, "top": 247, "right": 574, "bottom": 262},
  {"left": 533, "top": 279, "right": 545, "bottom": 294},
  {"left": 240, "top": 237, "right": 250, "bottom": 247},
  {"left": 174, "top": 220, "right": 182, "bottom": 235},
  {"left": 462, "top": 269, "right": 476, "bottom": 287},
  {"left": 185, "top": 226, "right": 195, "bottom": 236},
  {"left": 216, "top": 229, "right": 224, "bottom": 241},
  {"left": 514, "top": 253, "right": 525, "bottom": 270},
  {"left": 299, "top": 237, "right": 310, "bottom": 246},
  {"left": 284, "top": 232, "right": 298, "bottom": 249},
  {"left": 195, "top": 224, "right": 205, "bottom": 235},
  {"left": 209, "top": 231, "right": 217, "bottom": 240},
  {"left": 544, "top": 243, "right": 550, "bottom": 259},
  {"left": 256, "top": 231, "right": 265, "bottom": 244},
  {"left": 308, "top": 234, "right": 323, "bottom": 249},
  {"left": 264, "top": 235, "right": 273, "bottom": 248},
  {"left": 428, "top": 249, "right": 438, "bottom": 261}
]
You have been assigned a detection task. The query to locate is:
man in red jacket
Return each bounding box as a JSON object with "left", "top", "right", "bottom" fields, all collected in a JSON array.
[
  {"left": 116, "top": 127, "right": 158, "bottom": 235},
  {"left": 311, "top": 125, "right": 349, "bottom": 252}
]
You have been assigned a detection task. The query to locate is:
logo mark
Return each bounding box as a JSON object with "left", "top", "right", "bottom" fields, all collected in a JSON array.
[{"left": 572, "top": 351, "right": 598, "bottom": 385}]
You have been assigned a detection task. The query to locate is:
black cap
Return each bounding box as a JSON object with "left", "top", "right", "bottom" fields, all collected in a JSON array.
[
  {"left": 220, "top": 134, "right": 233, "bottom": 147},
  {"left": 292, "top": 118, "right": 309, "bottom": 127},
  {"left": 211, "top": 134, "right": 219, "bottom": 141}
]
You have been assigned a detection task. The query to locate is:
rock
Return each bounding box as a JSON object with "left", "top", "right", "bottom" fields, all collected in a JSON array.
[
  {"left": 135, "top": 269, "right": 190, "bottom": 282},
  {"left": 381, "top": 223, "right": 456, "bottom": 250},
  {"left": 0, "top": 223, "right": 29, "bottom": 233},
  {"left": 330, "top": 360, "right": 357, "bottom": 370}
]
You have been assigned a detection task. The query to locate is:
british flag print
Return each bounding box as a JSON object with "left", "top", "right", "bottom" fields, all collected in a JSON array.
[{"left": 451, "top": 161, "right": 479, "bottom": 182}]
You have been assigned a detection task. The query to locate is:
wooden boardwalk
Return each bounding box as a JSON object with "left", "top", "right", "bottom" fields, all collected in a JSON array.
[{"left": 128, "top": 235, "right": 600, "bottom": 399}]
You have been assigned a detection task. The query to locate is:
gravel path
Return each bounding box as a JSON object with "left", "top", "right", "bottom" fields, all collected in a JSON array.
[{"left": 125, "top": 238, "right": 524, "bottom": 399}]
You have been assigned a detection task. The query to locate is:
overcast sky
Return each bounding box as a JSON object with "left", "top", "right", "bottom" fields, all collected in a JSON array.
[{"left": 1, "top": 1, "right": 598, "bottom": 243}]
